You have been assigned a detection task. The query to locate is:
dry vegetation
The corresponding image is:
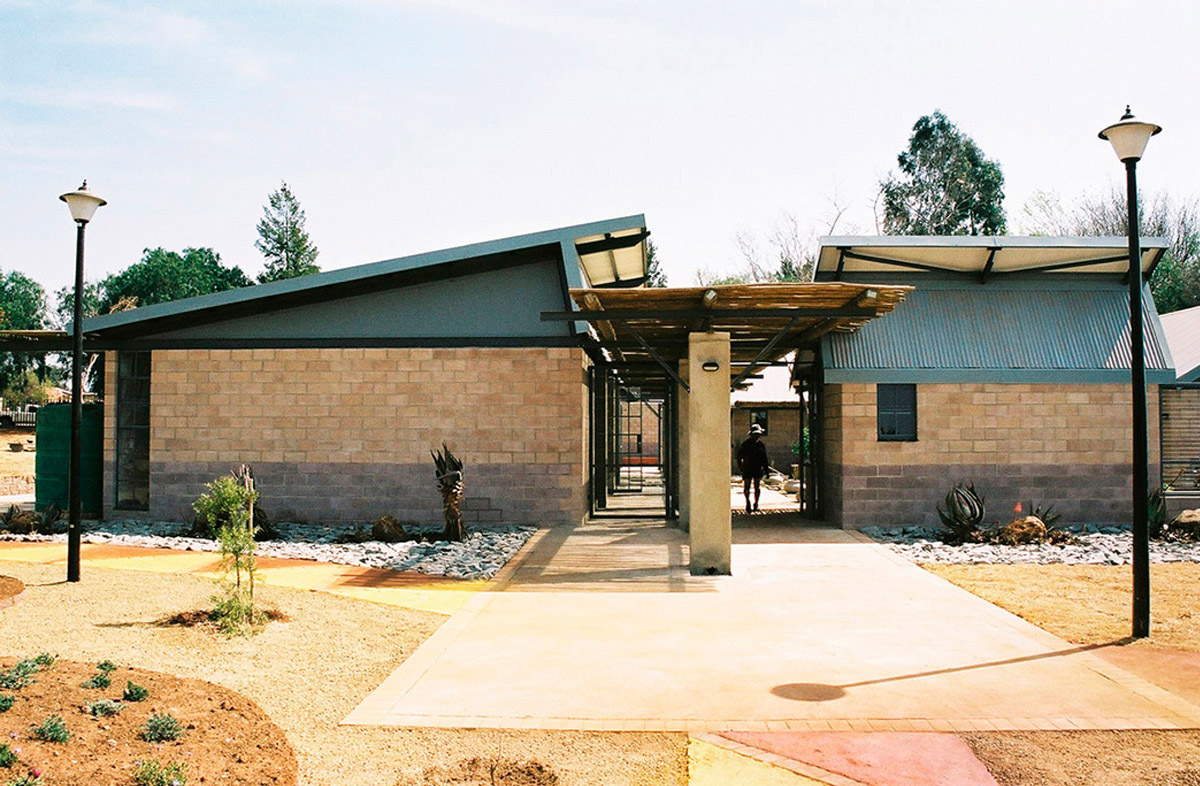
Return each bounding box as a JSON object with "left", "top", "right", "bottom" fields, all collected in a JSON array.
[{"left": 0, "top": 561, "right": 687, "bottom": 786}]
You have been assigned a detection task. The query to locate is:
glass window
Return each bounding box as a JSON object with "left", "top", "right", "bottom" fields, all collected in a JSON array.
[
  {"left": 877, "top": 384, "right": 917, "bottom": 441},
  {"left": 115, "top": 350, "right": 151, "bottom": 510},
  {"left": 751, "top": 409, "right": 769, "bottom": 435}
]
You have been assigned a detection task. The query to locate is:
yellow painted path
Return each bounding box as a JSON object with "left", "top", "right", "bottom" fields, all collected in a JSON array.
[{"left": 0, "top": 541, "right": 489, "bottom": 615}]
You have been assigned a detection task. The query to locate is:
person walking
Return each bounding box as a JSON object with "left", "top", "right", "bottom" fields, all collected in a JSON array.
[{"left": 736, "top": 423, "right": 770, "bottom": 514}]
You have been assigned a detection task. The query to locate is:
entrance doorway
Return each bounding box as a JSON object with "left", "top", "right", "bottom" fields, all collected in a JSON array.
[{"left": 589, "top": 365, "right": 676, "bottom": 519}]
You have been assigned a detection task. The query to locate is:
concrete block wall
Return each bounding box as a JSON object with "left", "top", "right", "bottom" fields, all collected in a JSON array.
[
  {"left": 823, "top": 382, "right": 1161, "bottom": 529},
  {"left": 103, "top": 347, "right": 587, "bottom": 527}
]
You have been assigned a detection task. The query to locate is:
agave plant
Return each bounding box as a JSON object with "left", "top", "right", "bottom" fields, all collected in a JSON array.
[
  {"left": 431, "top": 444, "right": 465, "bottom": 542},
  {"left": 937, "top": 481, "right": 986, "bottom": 545},
  {"left": 1026, "top": 501, "right": 1061, "bottom": 526}
]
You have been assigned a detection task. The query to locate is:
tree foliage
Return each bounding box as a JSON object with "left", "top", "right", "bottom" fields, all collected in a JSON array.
[
  {"left": 1022, "top": 189, "right": 1200, "bottom": 313},
  {"left": 0, "top": 270, "right": 48, "bottom": 392},
  {"left": 102, "top": 247, "right": 251, "bottom": 312},
  {"left": 255, "top": 181, "right": 320, "bottom": 283},
  {"left": 644, "top": 240, "right": 667, "bottom": 287},
  {"left": 880, "top": 111, "right": 1007, "bottom": 235}
]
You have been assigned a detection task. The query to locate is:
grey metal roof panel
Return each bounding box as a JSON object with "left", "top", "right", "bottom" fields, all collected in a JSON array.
[
  {"left": 1161, "top": 304, "right": 1200, "bottom": 382},
  {"left": 824, "top": 285, "right": 1172, "bottom": 373},
  {"left": 79, "top": 214, "right": 646, "bottom": 334}
]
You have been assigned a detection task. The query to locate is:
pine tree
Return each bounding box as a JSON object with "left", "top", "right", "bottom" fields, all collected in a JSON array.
[{"left": 255, "top": 182, "right": 320, "bottom": 283}]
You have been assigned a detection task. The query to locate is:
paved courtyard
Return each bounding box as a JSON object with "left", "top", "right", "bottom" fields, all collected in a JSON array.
[{"left": 344, "top": 519, "right": 1200, "bottom": 732}]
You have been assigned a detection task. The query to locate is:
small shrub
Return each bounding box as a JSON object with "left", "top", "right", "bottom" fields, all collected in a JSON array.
[
  {"left": 29, "top": 714, "right": 69, "bottom": 743},
  {"left": 0, "top": 743, "right": 15, "bottom": 768},
  {"left": 123, "top": 681, "right": 150, "bottom": 702},
  {"left": 371, "top": 515, "right": 409, "bottom": 542},
  {"left": 96, "top": 660, "right": 117, "bottom": 673},
  {"left": 140, "top": 712, "right": 183, "bottom": 743},
  {"left": 211, "top": 587, "right": 266, "bottom": 637},
  {"left": 33, "top": 505, "right": 61, "bottom": 536},
  {"left": 5, "top": 774, "right": 42, "bottom": 786},
  {"left": 30, "top": 654, "right": 54, "bottom": 670},
  {"left": 132, "top": 760, "right": 188, "bottom": 786},
  {"left": 937, "top": 481, "right": 986, "bottom": 545},
  {"left": 0, "top": 661, "right": 38, "bottom": 690},
  {"left": 0, "top": 695, "right": 12, "bottom": 713},
  {"left": 81, "top": 672, "right": 112, "bottom": 690},
  {"left": 1149, "top": 485, "right": 1168, "bottom": 538},
  {"left": 84, "top": 699, "right": 123, "bottom": 717},
  {"left": 192, "top": 475, "right": 257, "bottom": 540}
]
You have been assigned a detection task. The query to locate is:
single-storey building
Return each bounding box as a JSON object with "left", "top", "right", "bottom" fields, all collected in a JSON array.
[
  {"left": 812, "top": 236, "right": 1174, "bottom": 529},
  {"left": 11, "top": 216, "right": 1182, "bottom": 573}
]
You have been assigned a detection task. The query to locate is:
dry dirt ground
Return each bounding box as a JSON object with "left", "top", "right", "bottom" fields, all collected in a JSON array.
[
  {"left": 923, "top": 563, "right": 1200, "bottom": 649},
  {"left": 927, "top": 562, "right": 1200, "bottom": 786},
  {"left": 0, "top": 427, "right": 35, "bottom": 477},
  {"left": 0, "top": 658, "right": 297, "bottom": 785},
  {"left": 0, "top": 561, "right": 688, "bottom": 786}
]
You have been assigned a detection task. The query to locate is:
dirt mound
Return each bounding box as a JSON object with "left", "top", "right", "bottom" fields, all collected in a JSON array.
[{"left": 0, "top": 657, "right": 297, "bottom": 785}]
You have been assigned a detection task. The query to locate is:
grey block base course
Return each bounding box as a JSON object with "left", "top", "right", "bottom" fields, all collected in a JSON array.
[
  {"left": 106, "top": 461, "right": 582, "bottom": 528},
  {"left": 828, "top": 462, "right": 1144, "bottom": 529}
]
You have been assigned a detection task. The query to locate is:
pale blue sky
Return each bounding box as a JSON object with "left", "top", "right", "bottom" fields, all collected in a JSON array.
[{"left": 2, "top": 1, "right": 1198, "bottom": 293}]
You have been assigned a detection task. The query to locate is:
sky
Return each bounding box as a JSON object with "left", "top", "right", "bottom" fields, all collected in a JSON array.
[{"left": 3, "top": 0, "right": 1200, "bottom": 296}]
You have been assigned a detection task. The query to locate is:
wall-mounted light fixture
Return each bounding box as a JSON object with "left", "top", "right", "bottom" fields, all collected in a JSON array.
[{"left": 702, "top": 361, "right": 720, "bottom": 372}]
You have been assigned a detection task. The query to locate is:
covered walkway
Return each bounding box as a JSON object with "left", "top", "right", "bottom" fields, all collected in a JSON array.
[{"left": 344, "top": 518, "right": 1200, "bottom": 731}]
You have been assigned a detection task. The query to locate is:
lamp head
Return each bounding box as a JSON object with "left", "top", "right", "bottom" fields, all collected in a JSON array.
[
  {"left": 59, "top": 180, "right": 107, "bottom": 224},
  {"left": 1098, "top": 106, "right": 1161, "bottom": 162}
]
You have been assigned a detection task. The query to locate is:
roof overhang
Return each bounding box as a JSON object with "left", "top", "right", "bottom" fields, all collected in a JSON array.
[
  {"left": 817, "top": 235, "right": 1169, "bottom": 280},
  {"left": 543, "top": 282, "right": 911, "bottom": 391},
  {"left": 574, "top": 225, "right": 650, "bottom": 287}
]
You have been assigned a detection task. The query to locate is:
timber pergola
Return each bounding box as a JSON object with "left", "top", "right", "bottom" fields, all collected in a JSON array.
[{"left": 542, "top": 281, "right": 911, "bottom": 575}]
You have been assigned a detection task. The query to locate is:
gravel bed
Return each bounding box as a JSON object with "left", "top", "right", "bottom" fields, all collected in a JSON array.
[
  {"left": 862, "top": 525, "right": 1200, "bottom": 565},
  {"left": 0, "top": 521, "right": 536, "bottom": 580}
]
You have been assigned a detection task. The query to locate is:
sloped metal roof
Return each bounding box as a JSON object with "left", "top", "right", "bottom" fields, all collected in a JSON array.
[
  {"left": 76, "top": 215, "right": 647, "bottom": 336},
  {"left": 823, "top": 283, "right": 1176, "bottom": 383},
  {"left": 1161, "top": 304, "right": 1200, "bottom": 382}
]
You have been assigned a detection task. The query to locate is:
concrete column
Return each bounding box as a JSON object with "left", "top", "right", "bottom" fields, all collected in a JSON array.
[
  {"left": 677, "top": 359, "right": 690, "bottom": 532},
  {"left": 687, "top": 332, "right": 732, "bottom": 575}
]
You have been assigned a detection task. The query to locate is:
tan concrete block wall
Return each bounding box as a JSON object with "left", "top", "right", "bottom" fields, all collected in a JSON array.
[
  {"left": 834, "top": 383, "right": 1160, "bottom": 469},
  {"left": 824, "top": 382, "right": 1162, "bottom": 529},
  {"left": 105, "top": 347, "right": 587, "bottom": 526}
]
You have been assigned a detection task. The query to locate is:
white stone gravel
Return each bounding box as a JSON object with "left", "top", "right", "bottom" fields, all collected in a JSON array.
[
  {"left": 862, "top": 525, "right": 1200, "bottom": 565},
  {"left": 0, "top": 524, "right": 537, "bottom": 580}
]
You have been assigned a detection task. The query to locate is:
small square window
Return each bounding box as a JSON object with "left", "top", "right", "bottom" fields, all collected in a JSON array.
[
  {"left": 751, "top": 409, "right": 769, "bottom": 435},
  {"left": 877, "top": 384, "right": 917, "bottom": 441}
]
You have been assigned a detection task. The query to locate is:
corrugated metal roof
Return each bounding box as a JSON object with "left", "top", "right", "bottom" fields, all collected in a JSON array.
[
  {"left": 825, "top": 286, "right": 1172, "bottom": 373},
  {"left": 1161, "top": 304, "right": 1200, "bottom": 382}
]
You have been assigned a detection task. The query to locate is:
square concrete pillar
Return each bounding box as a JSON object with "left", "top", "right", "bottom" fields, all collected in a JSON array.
[
  {"left": 677, "top": 359, "right": 690, "bottom": 532},
  {"left": 686, "top": 332, "right": 731, "bottom": 575}
]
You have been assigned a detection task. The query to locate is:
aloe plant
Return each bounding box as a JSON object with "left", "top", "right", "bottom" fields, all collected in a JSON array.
[{"left": 937, "top": 481, "right": 986, "bottom": 544}]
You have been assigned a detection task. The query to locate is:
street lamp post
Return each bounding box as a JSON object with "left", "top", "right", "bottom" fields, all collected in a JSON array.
[
  {"left": 58, "top": 181, "right": 106, "bottom": 583},
  {"left": 1099, "top": 107, "right": 1161, "bottom": 639}
]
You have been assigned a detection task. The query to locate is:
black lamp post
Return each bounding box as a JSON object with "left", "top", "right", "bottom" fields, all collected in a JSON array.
[
  {"left": 58, "top": 181, "right": 106, "bottom": 584},
  {"left": 1099, "top": 107, "right": 1161, "bottom": 639}
]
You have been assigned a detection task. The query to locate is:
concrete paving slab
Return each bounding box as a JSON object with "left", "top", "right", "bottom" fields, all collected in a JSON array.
[
  {"left": 345, "top": 519, "right": 1200, "bottom": 731},
  {"left": 720, "top": 731, "right": 998, "bottom": 786}
]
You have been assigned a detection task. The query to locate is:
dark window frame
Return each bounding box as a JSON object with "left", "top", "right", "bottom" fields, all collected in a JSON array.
[
  {"left": 751, "top": 409, "right": 770, "bottom": 435},
  {"left": 877, "top": 383, "right": 917, "bottom": 442},
  {"left": 114, "top": 350, "right": 151, "bottom": 510}
]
